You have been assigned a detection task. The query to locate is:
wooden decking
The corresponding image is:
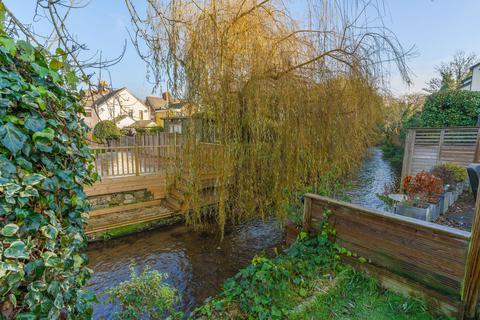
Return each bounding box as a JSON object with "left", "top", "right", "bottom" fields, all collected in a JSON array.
[
  {"left": 85, "top": 172, "right": 220, "bottom": 237},
  {"left": 85, "top": 174, "right": 168, "bottom": 199},
  {"left": 86, "top": 200, "right": 175, "bottom": 235}
]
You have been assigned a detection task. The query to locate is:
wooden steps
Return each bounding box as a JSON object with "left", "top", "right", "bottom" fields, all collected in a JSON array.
[
  {"left": 85, "top": 174, "right": 167, "bottom": 199},
  {"left": 89, "top": 199, "right": 163, "bottom": 217},
  {"left": 86, "top": 200, "right": 175, "bottom": 235},
  {"left": 85, "top": 172, "right": 223, "bottom": 237}
]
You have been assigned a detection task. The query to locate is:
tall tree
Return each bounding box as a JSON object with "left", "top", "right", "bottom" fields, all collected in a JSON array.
[
  {"left": 424, "top": 51, "right": 479, "bottom": 93},
  {"left": 125, "top": 0, "right": 414, "bottom": 234}
]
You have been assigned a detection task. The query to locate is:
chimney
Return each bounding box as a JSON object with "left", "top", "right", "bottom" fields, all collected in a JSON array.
[
  {"left": 98, "top": 80, "right": 109, "bottom": 95},
  {"left": 162, "top": 91, "right": 172, "bottom": 103}
]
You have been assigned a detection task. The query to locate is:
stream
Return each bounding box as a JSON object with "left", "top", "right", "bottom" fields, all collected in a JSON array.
[{"left": 87, "top": 147, "right": 398, "bottom": 319}]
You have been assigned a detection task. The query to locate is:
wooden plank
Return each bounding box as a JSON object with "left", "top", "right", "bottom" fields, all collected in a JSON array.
[
  {"left": 115, "top": 146, "right": 120, "bottom": 176},
  {"left": 337, "top": 237, "right": 461, "bottom": 297},
  {"left": 463, "top": 188, "right": 480, "bottom": 318},
  {"left": 311, "top": 202, "right": 470, "bottom": 249},
  {"left": 342, "top": 256, "right": 463, "bottom": 319},
  {"left": 331, "top": 220, "right": 466, "bottom": 283},
  {"left": 304, "top": 194, "right": 471, "bottom": 317},
  {"left": 329, "top": 211, "right": 468, "bottom": 267},
  {"left": 302, "top": 196, "right": 312, "bottom": 231},
  {"left": 307, "top": 194, "right": 471, "bottom": 239},
  {"left": 99, "top": 148, "right": 104, "bottom": 177},
  {"left": 89, "top": 199, "right": 163, "bottom": 217}
]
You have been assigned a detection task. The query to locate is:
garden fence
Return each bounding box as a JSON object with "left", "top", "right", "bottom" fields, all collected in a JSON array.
[{"left": 401, "top": 127, "right": 480, "bottom": 183}]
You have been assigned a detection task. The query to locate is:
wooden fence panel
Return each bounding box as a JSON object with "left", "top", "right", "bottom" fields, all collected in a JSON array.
[
  {"left": 303, "top": 194, "right": 471, "bottom": 318},
  {"left": 402, "top": 127, "right": 480, "bottom": 179}
]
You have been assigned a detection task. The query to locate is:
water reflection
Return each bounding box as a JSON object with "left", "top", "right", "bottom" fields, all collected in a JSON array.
[{"left": 345, "top": 148, "right": 399, "bottom": 212}]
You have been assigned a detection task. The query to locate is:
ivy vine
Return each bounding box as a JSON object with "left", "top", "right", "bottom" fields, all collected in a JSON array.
[{"left": 0, "top": 24, "right": 97, "bottom": 319}]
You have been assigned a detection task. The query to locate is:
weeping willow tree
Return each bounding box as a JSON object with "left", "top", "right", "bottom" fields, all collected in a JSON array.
[{"left": 126, "top": 0, "right": 412, "bottom": 234}]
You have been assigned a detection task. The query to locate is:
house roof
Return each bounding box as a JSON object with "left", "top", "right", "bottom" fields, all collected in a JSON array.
[
  {"left": 470, "top": 62, "right": 480, "bottom": 71},
  {"left": 145, "top": 93, "right": 184, "bottom": 111},
  {"left": 145, "top": 96, "right": 169, "bottom": 110},
  {"left": 83, "top": 87, "right": 126, "bottom": 108},
  {"left": 129, "top": 120, "right": 157, "bottom": 128}
]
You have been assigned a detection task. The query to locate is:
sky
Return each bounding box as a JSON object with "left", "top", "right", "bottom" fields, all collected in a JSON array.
[{"left": 4, "top": 0, "right": 480, "bottom": 98}]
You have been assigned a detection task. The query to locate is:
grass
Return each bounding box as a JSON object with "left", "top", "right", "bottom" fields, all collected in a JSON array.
[
  {"left": 288, "top": 268, "right": 449, "bottom": 320},
  {"left": 192, "top": 233, "right": 451, "bottom": 320}
]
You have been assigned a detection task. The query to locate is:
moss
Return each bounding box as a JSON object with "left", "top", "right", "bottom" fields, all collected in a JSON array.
[{"left": 90, "top": 216, "right": 184, "bottom": 241}]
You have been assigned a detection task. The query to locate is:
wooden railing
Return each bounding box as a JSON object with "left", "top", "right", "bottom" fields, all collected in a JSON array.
[
  {"left": 89, "top": 141, "right": 222, "bottom": 178},
  {"left": 90, "top": 145, "right": 181, "bottom": 177},
  {"left": 302, "top": 193, "right": 480, "bottom": 319}
]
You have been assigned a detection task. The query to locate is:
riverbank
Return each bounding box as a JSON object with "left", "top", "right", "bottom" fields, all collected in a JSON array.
[{"left": 192, "top": 234, "right": 446, "bottom": 320}]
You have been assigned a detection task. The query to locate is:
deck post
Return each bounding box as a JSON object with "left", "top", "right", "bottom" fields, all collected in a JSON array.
[
  {"left": 174, "top": 132, "right": 177, "bottom": 157},
  {"left": 302, "top": 195, "right": 312, "bottom": 232},
  {"left": 463, "top": 188, "right": 480, "bottom": 318},
  {"left": 134, "top": 145, "right": 140, "bottom": 176}
]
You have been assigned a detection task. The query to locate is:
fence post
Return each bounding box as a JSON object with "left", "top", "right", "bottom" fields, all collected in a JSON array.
[
  {"left": 302, "top": 195, "right": 312, "bottom": 232},
  {"left": 134, "top": 145, "right": 140, "bottom": 176},
  {"left": 400, "top": 129, "right": 415, "bottom": 191},
  {"left": 437, "top": 129, "right": 445, "bottom": 165},
  {"left": 463, "top": 188, "right": 480, "bottom": 318}
]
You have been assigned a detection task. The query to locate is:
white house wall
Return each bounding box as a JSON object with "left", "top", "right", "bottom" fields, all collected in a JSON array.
[
  {"left": 116, "top": 117, "right": 136, "bottom": 129},
  {"left": 471, "top": 65, "right": 480, "bottom": 91},
  {"left": 97, "top": 90, "right": 151, "bottom": 122}
]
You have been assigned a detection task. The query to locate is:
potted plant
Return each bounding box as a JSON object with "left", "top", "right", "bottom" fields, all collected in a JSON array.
[{"left": 396, "top": 172, "right": 444, "bottom": 221}]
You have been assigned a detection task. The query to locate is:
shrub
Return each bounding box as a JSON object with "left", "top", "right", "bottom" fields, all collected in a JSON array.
[
  {"left": 0, "top": 32, "right": 96, "bottom": 317},
  {"left": 443, "top": 162, "right": 467, "bottom": 182},
  {"left": 431, "top": 162, "right": 467, "bottom": 187},
  {"left": 106, "top": 265, "right": 181, "bottom": 320},
  {"left": 93, "top": 120, "right": 123, "bottom": 142},
  {"left": 420, "top": 90, "right": 480, "bottom": 127},
  {"left": 403, "top": 171, "right": 443, "bottom": 202},
  {"left": 193, "top": 233, "right": 336, "bottom": 319}
]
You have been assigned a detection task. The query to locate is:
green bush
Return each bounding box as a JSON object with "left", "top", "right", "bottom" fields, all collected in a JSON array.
[
  {"left": 106, "top": 265, "right": 181, "bottom": 320},
  {"left": 93, "top": 120, "right": 123, "bottom": 142},
  {"left": 421, "top": 90, "right": 480, "bottom": 127},
  {"left": 0, "top": 31, "right": 96, "bottom": 318},
  {"left": 193, "top": 233, "right": 337, "bottom": 319},
  {"left": 380, "top": 139, "right": 404, "bottom": 169}
]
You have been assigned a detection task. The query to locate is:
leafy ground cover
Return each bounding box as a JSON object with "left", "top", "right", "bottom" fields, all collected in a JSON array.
[{"left": 191, "top": 233, "right": 450, "bottom": 320}]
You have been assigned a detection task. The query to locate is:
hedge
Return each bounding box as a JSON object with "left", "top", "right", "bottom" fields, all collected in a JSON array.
[
  {"left": 0, "top": 28, "right": 97, "bottom": 318},
  {"left": 420, "top": 90, "right": 480, "bottom": 127}
]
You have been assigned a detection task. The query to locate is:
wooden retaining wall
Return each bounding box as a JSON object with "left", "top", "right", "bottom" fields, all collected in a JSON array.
[
  {"left": 302, "top": 193, "right": 479, "bottom": 319},
  {"left": 401, "top": 127, "right": 480, "bottom": 182},
  {"left": 84, "top": 175, "right": 168, "bottom": 199}
]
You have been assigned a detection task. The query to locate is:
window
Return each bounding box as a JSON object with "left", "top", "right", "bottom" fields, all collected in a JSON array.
[
  {"left": 128, "top": 110, "right": 133, "bottom": 118},
  {"left": 139, "top": 110, "right": 144, "bottom": 120}
]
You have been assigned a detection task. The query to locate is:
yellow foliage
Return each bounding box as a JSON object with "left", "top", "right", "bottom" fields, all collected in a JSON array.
[{"left": 126, "top": 0, "right": 411, "bottom": 235}]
